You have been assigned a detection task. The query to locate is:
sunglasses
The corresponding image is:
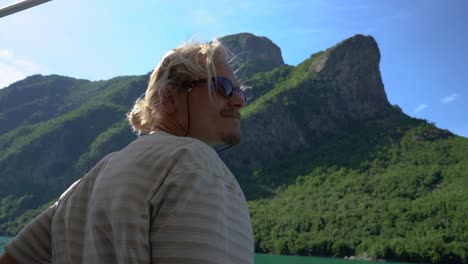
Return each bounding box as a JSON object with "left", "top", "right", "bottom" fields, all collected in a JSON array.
[{"left": 192, "top": 76, "right": 247, "bottom": 102}]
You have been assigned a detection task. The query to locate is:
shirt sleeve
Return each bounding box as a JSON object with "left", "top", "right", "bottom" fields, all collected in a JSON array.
[
  {"left": 4, "top": 202, "right": 57, "bottom": 264},
  {"left": 4, "top": 177, "right": 83, "bottom": 264}
]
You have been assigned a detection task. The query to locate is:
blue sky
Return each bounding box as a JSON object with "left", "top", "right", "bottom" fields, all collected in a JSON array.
[{"left": 0, "top": 0, "right": 467, "bottom": 137}]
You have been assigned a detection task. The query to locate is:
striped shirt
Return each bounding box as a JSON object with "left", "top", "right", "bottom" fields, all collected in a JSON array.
[{"left": 5, "top": 131, "right": 254, "bottom": 264}]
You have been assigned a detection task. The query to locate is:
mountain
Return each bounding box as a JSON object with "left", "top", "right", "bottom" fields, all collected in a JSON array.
[
  {"left": 0, "top": 75, "right": 89, "bottom": 134},
  {"left": 222, "top": 34, "right": 398, "bottom": 197},
  {"left": 220, "top": 32, "right": 285, "bottom": 80},
  {"left": 1, "top": 33, "right": 467, "bottom": 264}
]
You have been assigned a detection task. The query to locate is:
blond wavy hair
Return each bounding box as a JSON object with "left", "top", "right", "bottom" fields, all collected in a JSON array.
[{"left": 127, "top": 40, "right": 227, "bottom": 134}]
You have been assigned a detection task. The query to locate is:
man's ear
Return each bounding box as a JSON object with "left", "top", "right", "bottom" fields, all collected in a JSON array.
[{"left": 161, "top": 87, "right": 178, "bottom": 114}]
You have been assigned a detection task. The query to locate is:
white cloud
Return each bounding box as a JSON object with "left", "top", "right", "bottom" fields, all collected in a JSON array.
[
  {"left": 0, "top": 49, "right": 14, "bottom": 60},
  {"left": 441, "top": 93, "right": 459, "bottom": 104},
  {"left": 0, "top": 48, "right": 45, "bottom": 88},
  {"left": 413, "top": 104, "right": 429, "bottom": 113}
]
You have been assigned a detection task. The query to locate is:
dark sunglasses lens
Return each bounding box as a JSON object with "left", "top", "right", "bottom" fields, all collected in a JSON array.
[
  {"left": 215, "top": 77, "right": 247, "bottom": 102},
  {"left": 216, "top": 77, "right": 233, "bottom": 96}
]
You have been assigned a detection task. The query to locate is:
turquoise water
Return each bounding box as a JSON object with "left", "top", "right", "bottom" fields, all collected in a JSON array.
[
  {"left": 255, "top": 254, "right": 412, "bottom": 264},
  {"left": 0, "top": 236, "right": 10, "bottom": 254},
  {"left": 1, "top": 236, "right": 410, "bottom": 263}
]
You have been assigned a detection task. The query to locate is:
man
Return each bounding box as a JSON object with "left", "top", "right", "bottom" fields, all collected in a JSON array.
[{"left": 0, "top": 40, "right": 254, "bottom": 263}]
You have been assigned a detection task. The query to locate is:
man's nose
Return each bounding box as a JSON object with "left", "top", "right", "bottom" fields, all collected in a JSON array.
[{"left": 229, "top": 90, "right": 246, "bottom": 108}]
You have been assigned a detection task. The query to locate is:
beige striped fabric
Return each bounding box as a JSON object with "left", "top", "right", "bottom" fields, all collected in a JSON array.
[{"left": 5, "top": 131, "right": 254, "bottom": 264}]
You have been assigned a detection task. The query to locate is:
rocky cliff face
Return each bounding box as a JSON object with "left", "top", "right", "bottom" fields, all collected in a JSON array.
[
  {"left": 220, "top": 32, "right": 285, "bottom": 79},
  {"left": 309, "top": 34, "right": 390, "bottom": 119}
]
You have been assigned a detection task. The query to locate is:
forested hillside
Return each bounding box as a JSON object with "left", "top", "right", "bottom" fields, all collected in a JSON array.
[{"left": 249, "top": 123, "right": 468, "bottom": 263}]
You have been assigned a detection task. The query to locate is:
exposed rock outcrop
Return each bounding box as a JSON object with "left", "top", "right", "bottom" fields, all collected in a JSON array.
[
  {"left": 219, "top": 32, "right": 285, "bottom": 79},
  {"left": 309, "top": 34, "right": 390, "bottom": 119}
]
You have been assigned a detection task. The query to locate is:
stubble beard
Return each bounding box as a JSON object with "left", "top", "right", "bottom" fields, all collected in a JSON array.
[
  {"left": 222, "top": 131, "right": 241, "bottom": 145},
  {"left": 220, "top": 108, "right": 241, "bottom": 145}
]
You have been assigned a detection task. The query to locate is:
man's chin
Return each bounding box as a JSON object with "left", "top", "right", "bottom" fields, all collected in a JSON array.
[{"left": 222, "top": 132, "right": 241, "bottom": 145}]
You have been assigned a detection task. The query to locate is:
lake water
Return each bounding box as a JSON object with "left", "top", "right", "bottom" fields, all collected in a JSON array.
[
  {"left": 1, "top": 236, "right": 410, "bottom": 263},
  {"left": 0, "top": 236, "right": 10, "bottom": 254}
]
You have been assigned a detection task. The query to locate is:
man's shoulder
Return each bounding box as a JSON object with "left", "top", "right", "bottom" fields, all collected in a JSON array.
[
  {"left": 128, "top": 132, "right": 221, "bottom": 169},
  {"left": 161, "top": 133, "right": 221, "bottom": 169},
  {"left": 141, "top": 131, "right": 215, "bottom": 154}
]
